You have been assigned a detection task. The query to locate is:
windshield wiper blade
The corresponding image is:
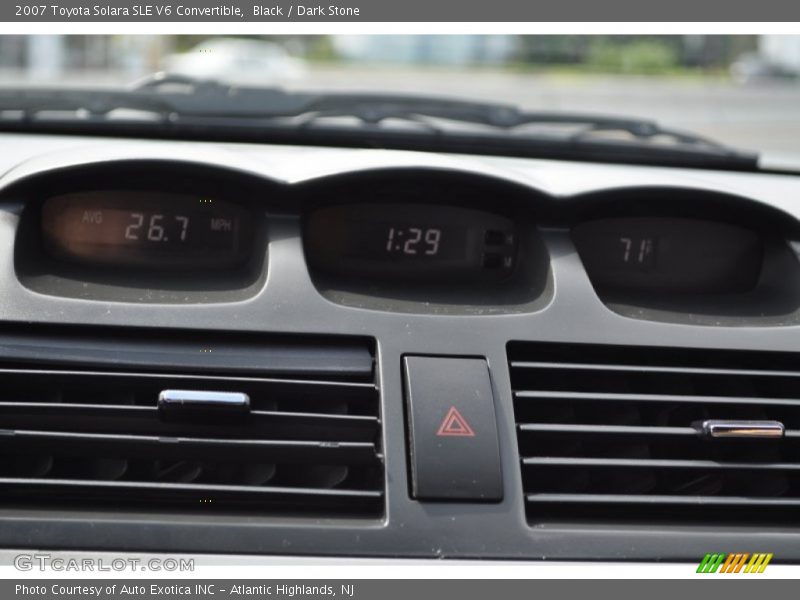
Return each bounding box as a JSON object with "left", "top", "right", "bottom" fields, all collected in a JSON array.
[{"left": 0, "top": 74, "right": 759, "bottom": 171}]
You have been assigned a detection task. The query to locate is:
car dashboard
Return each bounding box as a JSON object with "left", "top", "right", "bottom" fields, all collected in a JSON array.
[{"left": 1, "top": 132, "right": 800, "bottom": 562}]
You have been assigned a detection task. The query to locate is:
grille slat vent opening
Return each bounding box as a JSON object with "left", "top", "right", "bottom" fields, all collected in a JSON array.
[
  {"left": 0, "top": 335, "right": 382, "bottom": 517},
  {"left": 509, "top": 342, "right": 800, "bottom": 525}
]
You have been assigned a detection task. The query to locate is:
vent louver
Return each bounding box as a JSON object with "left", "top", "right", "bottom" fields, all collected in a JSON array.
[
  {"left": 509, "top": 342, "right": 800, "bottom": 524},
  {"left": 0, "top": 330, "right": 382, "bottom": 516}
]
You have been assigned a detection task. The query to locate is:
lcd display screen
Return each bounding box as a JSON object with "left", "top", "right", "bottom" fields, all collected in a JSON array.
[
  {"left": 305, "top": 204, "right": 517, "bottom": 282},
  {"left": 572, "top": 217, "right": 763, "bottom": 293},
  {"left": 42, "top": 191, "right": 253, "bottom": 268}
]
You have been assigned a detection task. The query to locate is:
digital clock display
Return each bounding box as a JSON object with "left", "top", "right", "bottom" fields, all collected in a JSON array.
[
  {"left": 306, "top": 204, "right": 516, "bottom": 282},
  {"left": 349, "top": 223, "right": 467, "bottom": 262},
  {"left": 41, "top": 191, "right": 252, "bottom": 268}
]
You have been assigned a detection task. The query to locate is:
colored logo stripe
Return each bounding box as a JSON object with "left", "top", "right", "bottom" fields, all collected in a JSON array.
[
  {"left": 697, "top": 553, "right": 773, "bottom": 573},
  {"left": 721, "top": 553, "right": 749, "bottom": 573},
  {"left": 697, "top": 554, "right": 725, "bottom": 573},
  {"left": 744, "top": 553, "right": 773, "bottom": 573}
]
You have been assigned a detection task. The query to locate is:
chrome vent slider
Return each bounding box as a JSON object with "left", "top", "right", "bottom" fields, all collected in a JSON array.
[
  {"left": 158, "top": 389, "right": 250, "bottom": 417},
  {"left": 700, "top": 420, "right": 785, "bottom": 439}
]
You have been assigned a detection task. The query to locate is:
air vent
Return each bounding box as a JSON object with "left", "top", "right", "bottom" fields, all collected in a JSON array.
[
  {"left": 509, "top": 342, "right": 800, "bottom": 524},
  {"left": 0, "top": 330, "right": 382, "bottom": 517}
]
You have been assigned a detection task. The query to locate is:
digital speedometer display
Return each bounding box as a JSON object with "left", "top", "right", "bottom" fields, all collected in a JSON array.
[{"left": 41, "top": 191, "right": 253, "bottom": 268}]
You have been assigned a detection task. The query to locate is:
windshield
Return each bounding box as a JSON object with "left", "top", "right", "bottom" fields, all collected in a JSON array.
[{"left": 2, "top": 34, "right": 799, "bottom": 167}]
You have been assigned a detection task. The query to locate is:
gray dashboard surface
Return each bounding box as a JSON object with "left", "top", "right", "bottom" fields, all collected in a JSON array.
[{"left": 1, "top": 133, "right": 800, "bottom": 561}]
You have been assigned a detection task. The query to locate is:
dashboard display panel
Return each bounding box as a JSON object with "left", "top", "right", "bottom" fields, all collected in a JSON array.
[
  {"left": 572, "top": 217, "right": 763, "bottom": 293},
  {"left": 41, "top": 191, "right": 253, "bottom": 268},
  {"left": 306, "top": 204, "right": 517, "bottom": 282}
]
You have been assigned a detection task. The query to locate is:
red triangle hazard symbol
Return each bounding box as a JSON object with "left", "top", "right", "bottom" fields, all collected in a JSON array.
[{"left": 436, "top": 406, "right": 475, "bottom": 437}]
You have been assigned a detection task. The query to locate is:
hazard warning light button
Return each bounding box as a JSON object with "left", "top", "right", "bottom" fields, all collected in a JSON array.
[{"left": 403, "top": 356, "right": 503, "bottom": 501}]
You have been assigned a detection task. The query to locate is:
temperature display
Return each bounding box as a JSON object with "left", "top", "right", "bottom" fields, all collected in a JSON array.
[
  {"left": 41, "top": 191, "right": 252, "bottom": 268},
  {"left": 573, "top": 217, "right": 762, "bottom": 293},
  {"left": 617, "top": 236, "right": 656, "bottom": 269}
]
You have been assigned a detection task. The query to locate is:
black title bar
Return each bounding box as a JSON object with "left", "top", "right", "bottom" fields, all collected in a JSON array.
[{"left": 4, "top": 0, "right": 800, "bottom": 21}]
